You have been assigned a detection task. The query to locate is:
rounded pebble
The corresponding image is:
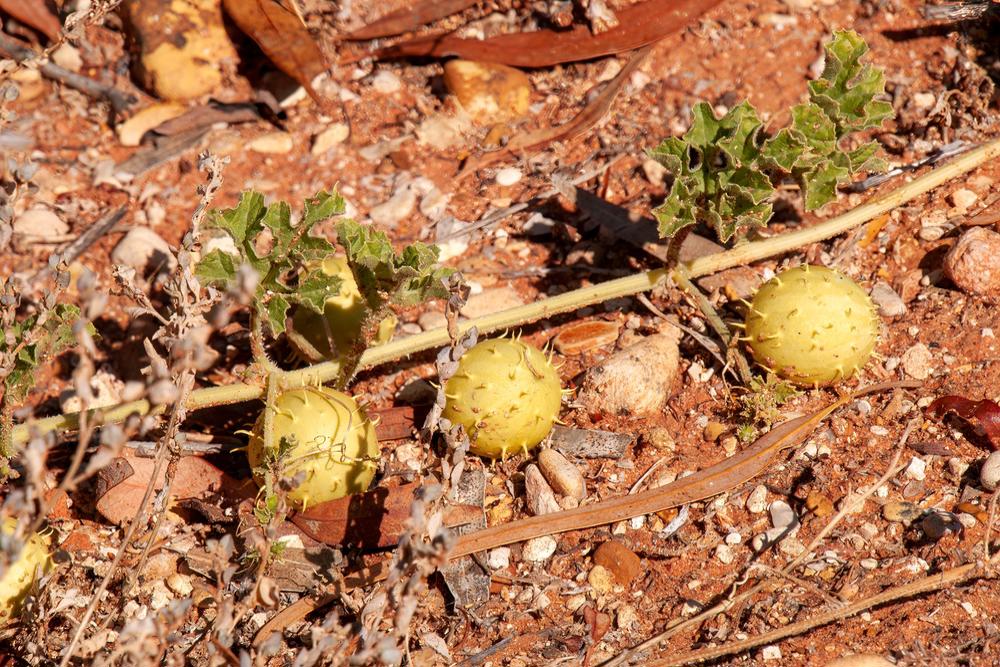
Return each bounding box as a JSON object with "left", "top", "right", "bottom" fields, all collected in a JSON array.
[
  {"left": 979, "top": 450, "right": 1000, "bottom": 491},
  {"left": 522, "top": 535, "right": 557, "bottom": 562},
  {"left": 495, "top": 167, "right": 522, "bottom": 186}
]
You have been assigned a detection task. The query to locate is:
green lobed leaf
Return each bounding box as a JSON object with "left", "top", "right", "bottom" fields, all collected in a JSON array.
[
  {"left": 292, "top": 271, "right": 343, "bottom": 316},
  {"left": 194, "top": 249, "right": 238, "bottom": 286}
]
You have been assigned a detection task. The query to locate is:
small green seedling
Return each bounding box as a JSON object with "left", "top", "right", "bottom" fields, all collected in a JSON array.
[
  {"left": 287, "top": 257, "right": 397, "bottom": 364},
  {"left": 443, "top": 337, "right": 563, "bottom": 459},
  {"left": 247, "top": 386, "right": 379, "bottom": 509},
  {"left": 744, "top": 265, "right": 879, "bottom": 386},
  {"left": 0, "top": 518, "right": 52, "bottom": 626}
]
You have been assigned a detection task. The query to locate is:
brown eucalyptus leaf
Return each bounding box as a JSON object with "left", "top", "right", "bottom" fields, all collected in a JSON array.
[
  {"left": 372, "top": 0, "right": 720, "bottom": 67},
  {"left": 346, "top": 0, "right": 478, "bottom": 40},
  {"left": 95, "top": 455, "right": 252, "bottom": 526},
  {"left": 0, "top": 0, "right": 61, "bottom": 42},
  {"left": 927, "top": 395, "right": 1000, "bottom": 450},
  {"left": 292, "top": 481, "right": 480, "bottom": 549},
  {"left": 222, "top": 0, "right": 327, "bottom": 105}
]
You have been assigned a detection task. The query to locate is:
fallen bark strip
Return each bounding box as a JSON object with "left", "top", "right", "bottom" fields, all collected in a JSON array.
[{"left": 372, "top": 0, "right": 720, "bottom": 68}]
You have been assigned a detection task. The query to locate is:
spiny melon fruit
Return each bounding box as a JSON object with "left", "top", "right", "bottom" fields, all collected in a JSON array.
[
  {"left": 443, "top": 338, "right": 563, "bottom": 459},
  {"left": 248, "top": 387, "right": 380, "bottom": 508},
  {"left": 0, "top": 518, "right": 52, "bottom": 626},
  {"left": 744, "top": 264, "right": 879, "bottom": 386},
  {"left": 288, "top": 257, "right": 396, "bottom": 363}
]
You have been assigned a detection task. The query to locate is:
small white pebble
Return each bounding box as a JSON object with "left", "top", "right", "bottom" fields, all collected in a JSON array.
[
  {"left": 860, "top": 558, "right": 879, "bottom": 569},
  {"left": 495, "top": 167, "right": 523, "bottom": 186},
  {"left": 746, "top": 485, "right": 768, "bottom": 514},
  {"left": 961, "top": 601, "right": 978, "bottom": 618},
  {"left": 715, "top": 544, "right": 735, "bottom": 564},
  {"left": 487, "top": 547, "right": 511, "bottom": 570},
  {"left": 905, "top": 456, "right": 927, "bottom": 481},
  {"left": 983, "top": 328, "right": 995, "bottom": 339},
  {"left": 725, "top": 532, "right": 742, "bottom": 545},
  {"left": 979, "top": 451, "right": 1000, "bottom": 491},
  {"left": 761, "top": 645, "right": 782, "bottom": 661},
  {"left": 871, "top": 425, "right": 889, "bottom": 437}
]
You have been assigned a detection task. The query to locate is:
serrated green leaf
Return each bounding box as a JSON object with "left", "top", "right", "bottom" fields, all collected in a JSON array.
[
  {"left": 206, "top": 191, "right": 265, "bottom": 245},
  {"left": 261, "top": 201, "right": 294, "bottom": 257},
  {"left": 844, "top": 140, "right": 884, "bottom": 172},
  {"left": 293, "top": 272, "right": 343, "bottom": 315},
  {"left": 302, "top": 191, "right": 345, "bottom": 227},
  {"left": 263, "top": 294, "right": 291, "bottom": 335},
  {"left": 790, "top": 103, "right": 837, "bottom": 152},
  {"left": 802, "top": 160, "right": 850, "bottom": 211},
  {"left": 760, "top": 128, "right": 806, "bottom": 172},
  {"left": 685, "top": 102, "right": 723, "bottom": 148},
  {"left": 716, "top": 101, "right": 765, "bottom": 165},
  {"left": 648, "top": 137, "right": 689, "bottom": 175},
  {"left": 653, "top": 178, "right": 697, "bottom": 238},
  {"left": 194, "top": 249, "right": 238, "bottom": 286}
]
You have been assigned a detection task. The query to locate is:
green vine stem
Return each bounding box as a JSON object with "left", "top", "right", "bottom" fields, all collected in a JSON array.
[{"left": 11, "top": 136, "right": 1000, "bottom": 447}]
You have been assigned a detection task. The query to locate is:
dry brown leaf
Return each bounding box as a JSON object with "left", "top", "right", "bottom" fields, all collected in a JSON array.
[
  {"left": 291, "top": 481, "right": 480, "bottom": 548},
  {"left": 222, "top": 0, "right": 327, "bottom": 106},
  {"left": 371, "top": 0, "right": 720, "bottom": 67},
  {"left": 94, "top": 455, "right": 251, "bottom": 526},
  {"left": 0, "top": 0, "right": 61, "bottom": 42},
  {"left": 345, "top": 0, "right": 478, "bottom": 41},
  {"left": 459, "top": 44, "right": 653, "bottom": 177}
]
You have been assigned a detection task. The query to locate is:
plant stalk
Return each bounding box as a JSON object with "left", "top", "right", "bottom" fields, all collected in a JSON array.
[{"left": 11, "top": 135, "right": 1000, "bottom": 446}]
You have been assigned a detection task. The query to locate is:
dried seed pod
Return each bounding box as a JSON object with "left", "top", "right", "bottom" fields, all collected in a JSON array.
[
  {"left": 247, "top": 387, "right": 380, "bottom": 508},
  {"left": 443, "top": 337, "right": 563, "bottom": 458},
  {"left": 287, "top": 257, "right": 396, "bottom": 363},
  {"left": 744, "top": 265, "right": 879, "bottom": 386},
  {"left": 0, "top": 518, "right": 52, "bottom": 626}
]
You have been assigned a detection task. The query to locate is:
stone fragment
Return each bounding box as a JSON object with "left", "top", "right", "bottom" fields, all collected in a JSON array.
[
  {"left": 979, "top": 451, "right": 1000, "bottom": 491},
  {"left": 311, "top": 123, "right": 349, "bottom": 155},
  {"left": 949, "top": 188, "right": 978, "bottom": 212},
  {"left": 920, "top": 509, "right": 962, "bottom": 541},
  {"left": 112, "top": 227, "right": 175, "bottom": 273},
  {"left": 869, "top": 281, "right": 906, "bottom": 317},
  {"left": 369, "top": 185, "right": 417, "bottom": 227},
  {"left": 901, "top": 343, "right": 933, "bottom": 380},
  {"left": 487, "top": 547, "right": 510, "bottom": 570},
  {"left": 587, "top": 564, "right": 614, "bottom": 595},
  {"left": 552, "top": 321, "right": 620, "bottom": 355},
  {"left": 495, "top": 167, "right": 522, "bottom": 186},
  {"left": 537, "top": 449, "right": 585, "bottom": 500},
  {"left": 769, "top": 500, "right": 799, "bottom": 532},
  {"left": 417, "top": 310, "right": 447, "bottom": 331},
  {"left": 247, "top": 132, "right": 294, "bottom": 154},
  {"left": 52, "top": 44, "right": 83, "bottom": 72},
  {"left": 459, "top": 287, "right": 525, "bottom": 319},
  {"left": 13, "top": 206, "right": 68, "bottom": 240},
  {"left": 524, "top": 464, "right": 560, "bottom": 516},
  {"left": 121, "top": 0, "right": 237, "bottom": 101},
  {"left": 443, "top": 60, "right": 531, "bottom": 125},
  {"left": 882, "top": 500, "right": 922, "bottom": 523},
  {"left": 592, "top": 540, "right": 641, "bottom": 586},
  {"left": 117, "top": 102, "right": 187, "bottom": 146},
  {"left": 577, "top": 328, "right": 680, "bottom": 416},
  {"left": 522, "top": 535, "right": 557, "bottom": 562},
  {"left": 944, "top": 227, "right": 1000, "bottom": 301},
  {"left": 746, "top": 485, "right": 768, "bottom": 513}
]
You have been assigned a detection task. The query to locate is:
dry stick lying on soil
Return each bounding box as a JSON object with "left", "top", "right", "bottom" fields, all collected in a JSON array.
[
  {"left": 0, "top": 31, "right": 136, "bottom": 114},
  {"left": 13, "top": 135, "right": 1000, "bottom": 448},
  {"left": 605, "top": 417, "right": 918, "bottom": 666},
  {"left": 254, "top": 383, "right": 914, "bottom": 645}
]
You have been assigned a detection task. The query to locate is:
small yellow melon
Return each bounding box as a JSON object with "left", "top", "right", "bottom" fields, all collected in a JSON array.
[
  {"left": 0, "top": 518, "right": 52, "bottom": 626},
  {"left": 247, "top": 387, "right": 380, "bottom": 509}
]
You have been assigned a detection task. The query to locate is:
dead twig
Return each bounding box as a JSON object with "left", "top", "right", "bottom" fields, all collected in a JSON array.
[{"left": 0, "top": 31, "right": 136, "bottom": 114}]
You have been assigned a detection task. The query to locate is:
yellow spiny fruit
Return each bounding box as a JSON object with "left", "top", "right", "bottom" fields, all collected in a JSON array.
[
  {"left": 0, "top": 518, "right": 52, "bottom": 626},
  {"left": 287, "top": 257, "right": 396, "bottom": 364},
  {"left": 247, "top": 387, "right": 380, "bottom": 508},
  {"left": 443, "top": 338, "right": 563, "bottom": 459},
  {"left": 744, "top": 265, "right": 880, "bottom": 386}
]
